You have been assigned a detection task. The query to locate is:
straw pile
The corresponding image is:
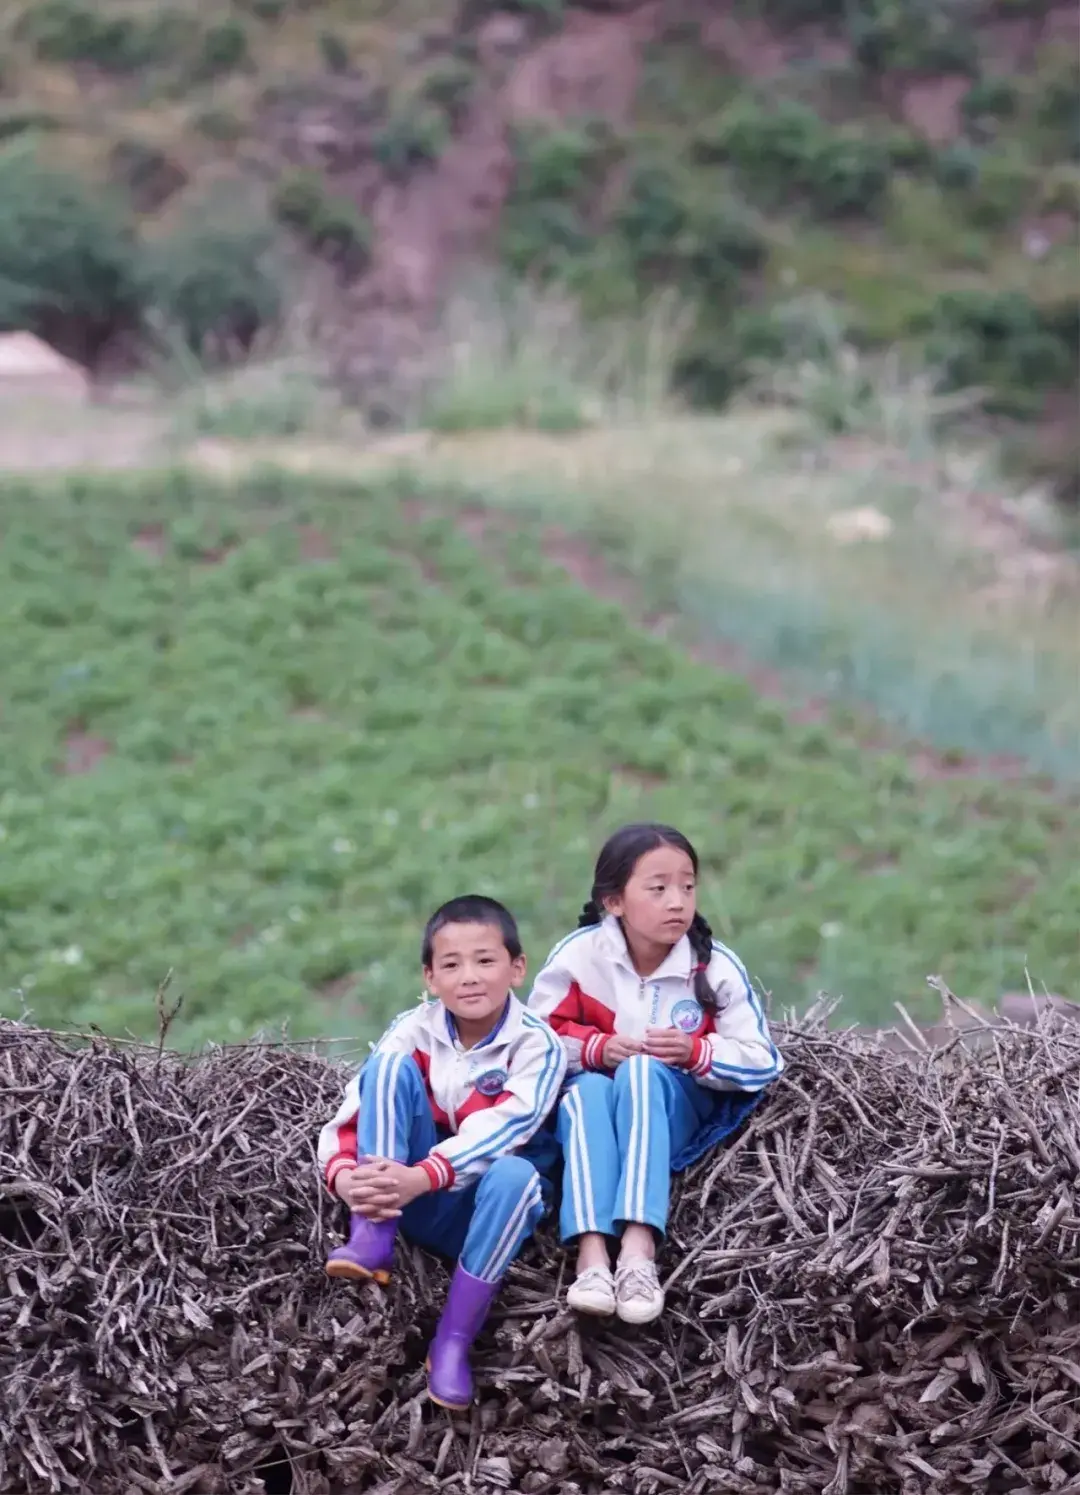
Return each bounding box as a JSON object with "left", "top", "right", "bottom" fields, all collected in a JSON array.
[{"left": 1, "top": 1008, "right": 1078, "bottom": 1495}]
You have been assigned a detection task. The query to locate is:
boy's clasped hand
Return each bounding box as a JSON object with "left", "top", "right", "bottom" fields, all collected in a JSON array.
[{"left": 337, "top": 1159, "right": 431, "bottom": 1220}]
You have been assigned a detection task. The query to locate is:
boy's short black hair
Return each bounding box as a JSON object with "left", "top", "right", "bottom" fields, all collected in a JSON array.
[{"left": 421, "top": 895, "right": 523, "bottom": 966}]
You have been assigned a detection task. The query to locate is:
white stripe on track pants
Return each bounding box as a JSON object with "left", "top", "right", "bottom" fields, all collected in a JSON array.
[
  {"left": 555, "top": 1054, "right": 714, "bottom": 1240},
  {"left": 356, "top": 1051, "right": 550, "bottom": 1282}
]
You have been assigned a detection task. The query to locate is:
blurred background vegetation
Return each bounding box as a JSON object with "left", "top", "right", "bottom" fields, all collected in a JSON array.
[{"left": 0, "top": 0, "right": 1077, "bottom": 1045}]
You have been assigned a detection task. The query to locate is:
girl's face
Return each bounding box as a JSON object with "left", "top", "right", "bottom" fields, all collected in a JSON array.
[
  {"left": 424, "top": 920, "right": 525, "bottom": 1028},
  {"left": 603, "top": 845, "right": 697, "bottom": 949}
]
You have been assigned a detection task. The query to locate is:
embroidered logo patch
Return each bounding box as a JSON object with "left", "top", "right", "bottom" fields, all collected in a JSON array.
[
  {"left": 671, "top": 998, "right": 704, "bottom": 1033},
  {"left": 473, "top": 1068, "right": 509, "bottom": 1097}
]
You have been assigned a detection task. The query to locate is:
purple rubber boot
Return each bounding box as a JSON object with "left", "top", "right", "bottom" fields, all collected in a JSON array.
[
  {"left": 426, "top": 1266, "right": 499, "bottom": 1411},
  {"left": 325, "top": 1215, "right": 397, "bottom": 1285}
]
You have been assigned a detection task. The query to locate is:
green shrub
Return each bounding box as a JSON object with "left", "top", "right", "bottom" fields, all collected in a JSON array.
[
  {"left": 963, "top": 150, "right": 1036, "bottom": 229},
  {"left": 925, "top": 289, "right": 1079, "bottom": 418},
  {"left": 140, "top": 207, "right": 282, "bottom": 357},
  {"left": 502, "top": 199, "right": 593, "bottom": 277},
  {"left": 756, "top": 0, "right": 846, "bottom": 23},
  {"left": 108, "top": 139, "right": 188, "bottom": 213},
  {"left": 882, "top": 128, "right": 934, "bottom": 172},
  {"left": 1034, "top": 55, "right": 1080, "bottom": 161},
  {"left": 194, "top": 109, "right": 246, "bottom": 145},
  {"left": 932, "top": 142, "right": 981, "bottom": 193},
  {"left": 932, "top": 144, "right": 1036, "bottom": 228},
  {"left": 244, "top": 0, "right": 288, "bottom": 18},
  {"left": 0, "top": 142, "right": 141, "bottom": 356},
  {"left": 615, "top": 161, "right": 766, "bottom": 302},
  {"left": 461, "top": 0, "right": 564, "bottom": 26},
  {"left": 845, "top": 0, "right": 977, "bottom": 75},
  {"left": 0, "top": 109, "right": 62, "bottom": 143},
  {"left": 671, "top": 304, "right": 791, "bottom": 408},
  {"left": 695, "top": 98, "right": 891, "bottom": 219},
  {"left": 419, "top": 57, "right": 477, "bottom": 123},
  {"left": 189, "top": 20, "right": 250, "bottom": 84},
  {"left": 272, "top": 168, "right": 372, "bottom": 275},
  {"left": 372, "top": 106, "right": 450, "bottom": 182},
  {"left": 319, "top": 31, "right": 350, "bottom": 74},
  {"left": 1040, "top": 164, "right": 1080, "bottom": 218},
  {"left": 17, "top": 1, "right": 191, "bottom": 74},
  {"left": 499, "top": 121, "right": 616, "bottom": 277},
  {"left": 961, "top": 76, "right": 1019, "bottom": 138},
  {"left": 511, "top": 121, "right": 613, "bottom": 200}
]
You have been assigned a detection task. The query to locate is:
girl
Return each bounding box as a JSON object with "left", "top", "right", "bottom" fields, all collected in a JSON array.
[
  {"left": 528, "top": 823, "right": 782, "bottom": 1325},
  {"left": 319, "top": 895, "right": 566, "bottom": 1410}
]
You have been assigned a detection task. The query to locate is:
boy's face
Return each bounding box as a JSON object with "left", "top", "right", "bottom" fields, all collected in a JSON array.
[{"left": 424, "top": 921, "right": 526, "bottom": 1027}]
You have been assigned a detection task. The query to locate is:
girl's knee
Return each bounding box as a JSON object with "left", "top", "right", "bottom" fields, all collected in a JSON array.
[
  {"left": 484, "top": 1154, "right": 540, "bottom": 1197},
  {"left": 561, "top": 1071, "right": 614, "bottom": 1117},
  {"left": 612, "top": 1052, "right": 664, "bottom": 1093}
]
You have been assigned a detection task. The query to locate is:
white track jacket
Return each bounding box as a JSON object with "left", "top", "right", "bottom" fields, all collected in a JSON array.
[
  {"left": 317, "top": 994, "right": 566, "bottom": 1194},
  {"left": 527, "top": 916, "right": 782, "bottom": 1092}
]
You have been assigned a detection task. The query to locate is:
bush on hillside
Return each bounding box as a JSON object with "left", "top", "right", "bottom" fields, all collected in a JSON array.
[
  {"left": 187, "top": 19, "right": 251, "bottom": 84},
  {"left": 372, "top": 104, "right": 450, "bottom": 182},
  {"left": 925, "top": 287, "right": 1080, "bottom": 418},
  {"left": 318, "top": 29, "right": 351, "bottom": 74},
  {"left": 694, "top": 97, "right": 891, "bottom": 219},
  {"left": 0, "top": 142, "right": 141, "bottom": 362},
  {"left": 140, "top": 204, "right": 283, "bottom": 358},
  {"left": 1032, "top": 49, "right": 1080, "bottom": 161},
  {"left": 614, "top": 160, "right": 766, "bottom": 302},
  {"left": 461, "top": 0, "right": 565, "bottom": 29},
  {"left": 272, "top": 168, "right": 372, "bottom": 276},
  {"left": 845, "top": 0, "right": 978, "bottom": 75},
  {"left": 241, "top": 0, "right": 289, "bottom": 19},
  {"left": 0, "top": 108, "right": 63, "bottom": 144},
  {"left": 108, "top": 139, "right": 189, "bottom": 213},
  {"left": 16, "top": 0, "right": 192, "bottom": 74},
  {"left": 961, "top": 75, "right": 1020, "bottom": 139},
  {"left": 419, "top": 56, "right": 477, "bottom": 124},
  {"left": 500, "top": 121, "right": 617, "bottom": 278},
  {"left": 753, "top": 0, "right": 976, "bottom": 73}
]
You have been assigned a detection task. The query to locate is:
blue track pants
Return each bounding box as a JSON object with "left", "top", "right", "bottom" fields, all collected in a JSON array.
[
  {"left": 355, "top": 1051, "right": 550, "bottom": 1283},
  {"left": 556, "top": 1055, "right": 714, "bottom": 1241}
]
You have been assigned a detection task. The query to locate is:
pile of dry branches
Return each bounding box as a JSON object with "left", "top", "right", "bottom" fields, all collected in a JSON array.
[{"left": 2, "top": 1009, "right": 1078, "bottom": 1495}]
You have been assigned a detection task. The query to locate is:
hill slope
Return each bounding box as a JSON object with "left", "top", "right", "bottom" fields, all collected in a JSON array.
[{"left": 1, "top": 0, "right": 1077, "bottom": 490}]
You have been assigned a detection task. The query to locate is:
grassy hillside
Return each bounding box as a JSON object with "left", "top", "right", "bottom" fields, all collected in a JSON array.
[
  {"left": 0, "top": 0, "right": 1077, "bottom": 490},
  {"left": 1, "top": 466, "right": 1076, "bottom": 1048}
]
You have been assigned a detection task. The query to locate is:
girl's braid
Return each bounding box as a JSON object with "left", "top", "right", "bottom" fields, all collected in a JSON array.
[{"left": 688, "top": 912, "right": 720, "bottom": 1015}]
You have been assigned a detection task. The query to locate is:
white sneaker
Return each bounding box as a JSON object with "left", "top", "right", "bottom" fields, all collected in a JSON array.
[
  {"left": 566, "top": 1264, "right": 616, "bottom": 1317},
  {"left": 615, "top": 1257, "right": 665, "bottom": 1324}
]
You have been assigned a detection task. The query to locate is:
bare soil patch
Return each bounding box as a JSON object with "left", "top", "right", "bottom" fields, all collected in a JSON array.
[{"left": 61, "top": 731, "right": 112, "bottom": 777}]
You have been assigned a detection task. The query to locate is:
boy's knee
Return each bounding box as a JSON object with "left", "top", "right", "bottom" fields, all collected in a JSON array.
[
  {"left": 362, "top": 1050, "right": 424, "bottom": 1092},
  {"left": 484, "top": 1154, "right": 541, "bottom": 1201}
]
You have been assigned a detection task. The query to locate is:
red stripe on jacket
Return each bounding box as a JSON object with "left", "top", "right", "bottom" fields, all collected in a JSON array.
[{"left": 547, "top": 980, "right": 615, "bottom": 1070}]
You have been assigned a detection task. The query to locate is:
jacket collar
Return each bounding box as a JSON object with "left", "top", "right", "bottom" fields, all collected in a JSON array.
[
  {"left": 440, "top": 994, "right": 515, "bottom": 1051},
  {"left": 598, "top": 914, "right": 693, "bottom": 982}
]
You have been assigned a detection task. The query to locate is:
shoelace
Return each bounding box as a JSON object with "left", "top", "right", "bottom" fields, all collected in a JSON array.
[
  {"left": 574, "top": 1266, "right": 613, "bottom": 1289},
  {"left": 616, "top": 1262, "right": 660, "bottom": 1299}
]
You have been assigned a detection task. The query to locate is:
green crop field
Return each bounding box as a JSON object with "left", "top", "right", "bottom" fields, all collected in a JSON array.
[{"left": 1, "top": 466, "right": 1076, "bottom": 1048}]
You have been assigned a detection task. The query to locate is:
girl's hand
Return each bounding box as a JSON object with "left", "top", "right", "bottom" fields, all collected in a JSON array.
[
  {"left": 603, "top": 1035, "right": 643, "bottom": 1068},
  {"left": 644, "top": 1027, "right": 695, "bottom": 1067}
]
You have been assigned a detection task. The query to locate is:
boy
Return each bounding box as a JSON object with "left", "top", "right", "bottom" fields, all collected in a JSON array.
[{"left": 318, "top": 895, "right": 566, "bottom": 1410}]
